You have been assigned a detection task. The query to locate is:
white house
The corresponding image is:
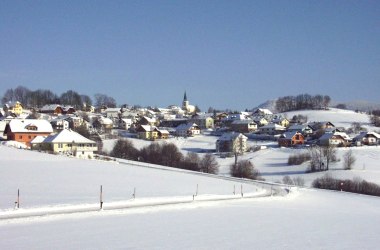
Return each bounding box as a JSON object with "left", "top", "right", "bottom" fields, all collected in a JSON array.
[
  {"left": 216, "top": 132, "right": 248, "bottom": 154},
  {"left": 120, "top": 118, "right": 133, "bottom": 130},
  {"left": 175, "top": 123, "right": 201, "bottom": 137},
  {"left": 259, "top": 124, "right": 286, "bottom": 135}
]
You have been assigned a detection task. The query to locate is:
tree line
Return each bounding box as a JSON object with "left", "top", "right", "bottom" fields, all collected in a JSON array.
[
  {"left": 275, "top": 94, "right": 331, "bottom": 113},
  {"left": 109, "top": 139, "right": 219, "bottom": 174},
  {"left": 1, "top": 85, "right": 117, "bottom": 109},
  {"left": 109, "top": 138, "right": 263, "bottom": 180},
  {"left": 370, "top": 110, "right": 380, "bottom": 127},
  {"left": 313, "top": 174, "right": 380, "bottom": 197}
]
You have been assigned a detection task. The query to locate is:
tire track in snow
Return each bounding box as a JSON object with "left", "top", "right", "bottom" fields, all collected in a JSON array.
[{"left": 0, "top": 191, "right": 272, "bottom": 221}]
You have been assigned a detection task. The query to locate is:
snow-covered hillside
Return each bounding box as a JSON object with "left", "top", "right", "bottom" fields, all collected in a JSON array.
[
  {"left": 283, "top": 108, "right": 373, "bottom": 129},
  {"left": 0, "top": 145, "right": 380, "bottom": 249}
]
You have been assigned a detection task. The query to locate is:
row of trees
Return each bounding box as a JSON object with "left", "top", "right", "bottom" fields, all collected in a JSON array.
[
  {"left": 110, "top": 139, "right": 264, "bottom": 180},
  {"left": 370, "top": 110, "right": 380, "bottom": 127},
  {"left": 275, "top": 94, "right": 331, "bottom": 112},
  {"left": 312, "top": 174, "right": 380, "bottom": 197},
  {"left": 110, "top": 139, "right": 219, "bottom": 174},
  {"left": 1, "top": 85, "right": 116, "bottom": 109}
]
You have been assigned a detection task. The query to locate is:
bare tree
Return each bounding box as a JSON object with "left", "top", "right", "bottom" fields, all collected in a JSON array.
[
  {"left": 292, "top": 176, "right": 305, "bottom": 186},
  {"left": 181, "top": 152, "right": 200, "bottom": 171},
  {"left": 343, "top": 149, "right": 356, "bottom": 170},
  {"left": 199, "top": 153, "right": 219, "bottom": 174},
  {"left": 60, "top": 90, "right": 82, "bottom": 108},
  {"left": 308, "top": 145, "right": 338, "bottom": 172},
  {"left": 94, "top": 93, "right": 117, "bottom": 108},
  {"left": 322, "top": 145, "right": 337, "bottom": 171}
]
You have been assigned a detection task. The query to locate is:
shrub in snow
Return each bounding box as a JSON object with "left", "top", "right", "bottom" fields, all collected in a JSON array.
[
  {"left": 230, "top": 160, "right": 263, "bottom": 180},
  {"left": 288, "top": 153, "right": 310, "bottom": 165},
  {"left": 343, "top": 149, "right": 356, "bottom": 170},
  {"left": 282, "top": 176, "right": 294, "bottom": 185}
]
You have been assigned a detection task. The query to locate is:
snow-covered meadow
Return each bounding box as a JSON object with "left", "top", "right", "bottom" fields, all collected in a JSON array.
[
  {"left": 1, "top": 145, "right": 380, "bottom": 249},
  {"left": 1, "top": 108, "right": 380, "bottom": 249}
]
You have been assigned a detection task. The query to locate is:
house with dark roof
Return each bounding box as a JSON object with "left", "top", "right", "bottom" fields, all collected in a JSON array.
[
  {"left": 353, "top": 132, "right": 380, "bottom": 146},
  {"left": 216, "top": 132, "right": 248, "bottom": 154},
  {"left": 318, "top": 132, "right": 350, "bottom": 147},
  {"left": 230, "top": 119, "right": 257, "bottom": 133},
  {"left": 288, "top": 124, "right": 314, "bottom": 136}
]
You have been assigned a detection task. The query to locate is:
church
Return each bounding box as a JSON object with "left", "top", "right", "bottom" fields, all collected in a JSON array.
[{"left": 182, "top": 92, "right": 196, "bottom": 114}]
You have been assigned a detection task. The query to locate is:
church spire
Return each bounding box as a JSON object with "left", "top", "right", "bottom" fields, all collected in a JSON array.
[{"left": 183, "top": 91, "right": 187, "bottom": 102}]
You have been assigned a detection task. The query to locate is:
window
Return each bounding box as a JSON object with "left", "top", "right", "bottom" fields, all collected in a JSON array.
[
  {"left": 19, "top": 135, "right": 22, "bottom": 139},
  {"left": 58, "top": 143, "right": 63, "bottom": 148}
]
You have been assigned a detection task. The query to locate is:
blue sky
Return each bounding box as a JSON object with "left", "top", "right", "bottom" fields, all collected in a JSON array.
[{"left": 1, "top": 0, "right": 379, "bottom": 110}]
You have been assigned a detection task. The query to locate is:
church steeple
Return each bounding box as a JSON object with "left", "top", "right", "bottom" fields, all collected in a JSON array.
[{"left": 182, "top": 91, "right": 189, "bottom": 111}]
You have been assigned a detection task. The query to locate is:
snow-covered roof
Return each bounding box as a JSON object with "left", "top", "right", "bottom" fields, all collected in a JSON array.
[
  {"left": 4, "top": 101, "right": 22, "bottom": 108},
  {"left": 319, "top": 132, "right": 347, "bottom": 141},
  {"left": 157, "top": 129, "right": 169, "bottom": 134},
  {"left": 334, "top": 132, "right": 351, "bottom": 140},
  {"left": 7, "top": 119, "right": 53, "bottom": 133},
  {"left": 104, "top": 108, "right": 121, "bottom": 113},
  {"left": 354, "top": 131, "right": 380, "bottom": 141},
  {"left": 139, "top": 125, "right": 158, "bottom": 132},
  {"left": 218, "top": 132, "right": 247, "bottom": 141},
  {"left": 43, "top": 129, "right": 95, "bottom": 144},
  {"left": 31, "top": 135, "right": 47, "bottom": 144},
  {"left": 272, "top": 117, "right": 288, "bottom": 123},
  {"left": 121, "top": 118, "right": 132, "bottom": 123},
  {"left": 280, "top": 131, "right": 301, "bottom": 139},
  {"left": 260, "top": 124, "right": 286, "bottom": 130},
  {"left": 192, "top": 113, "right": 213, "bottom": 119},
  {"left": 176, "top": 123, "right": 200, "bottom": 131},
  {"left": 254, "top": 108, "right": 273, "bottom": 115},
  {"left": 231, "top": 119, "right": 256, "bottom": 125},
  {"left": 142, "top": 116, "right": 156, "bottom": 123},
  {"left": 288, "top": 124, "right": 312, "bottom": 131},
  {"left": 100, "top": 117, "right": 113, "bottom": 125},
  {"left": 40, "top": 104, "right": 61, "bottom": 111}
]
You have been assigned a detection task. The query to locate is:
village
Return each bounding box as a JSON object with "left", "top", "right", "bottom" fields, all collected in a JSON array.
[{"left": 1, "top": 91, "right": 379, "bottom": 163}]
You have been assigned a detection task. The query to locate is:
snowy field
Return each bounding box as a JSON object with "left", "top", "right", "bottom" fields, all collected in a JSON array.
[
  {"left": 1, "top": 143, "right": 380, "bottom": 249},
  {"left": 1, "top": 108, "right": 380, "bottom": 249}
]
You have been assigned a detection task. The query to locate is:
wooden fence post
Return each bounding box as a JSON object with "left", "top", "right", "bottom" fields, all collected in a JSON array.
[{"left": 100, "top": 185, "right": 103, "bottom": 209}]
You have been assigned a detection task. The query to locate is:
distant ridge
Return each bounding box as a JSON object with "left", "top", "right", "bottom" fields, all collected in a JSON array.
[
  {"left": 254, "top": 99, "right": 380, "bottom": 114},
  {"left": 332, "top": 100, "right": 380, "bottom": 112}
]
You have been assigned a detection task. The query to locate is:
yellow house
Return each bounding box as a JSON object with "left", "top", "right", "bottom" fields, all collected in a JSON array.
[
  {"left": 4, "top": 101, "right": 23, "bottom": 116},
  {"left": 136, "top": 125, "right": 159, "bottom": 140},
  {"left": 273, "top": 117, "right": 290, "bottom": 128},
  {"left": 31, "top": 129, "right": 98, "bottom": 159}
]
